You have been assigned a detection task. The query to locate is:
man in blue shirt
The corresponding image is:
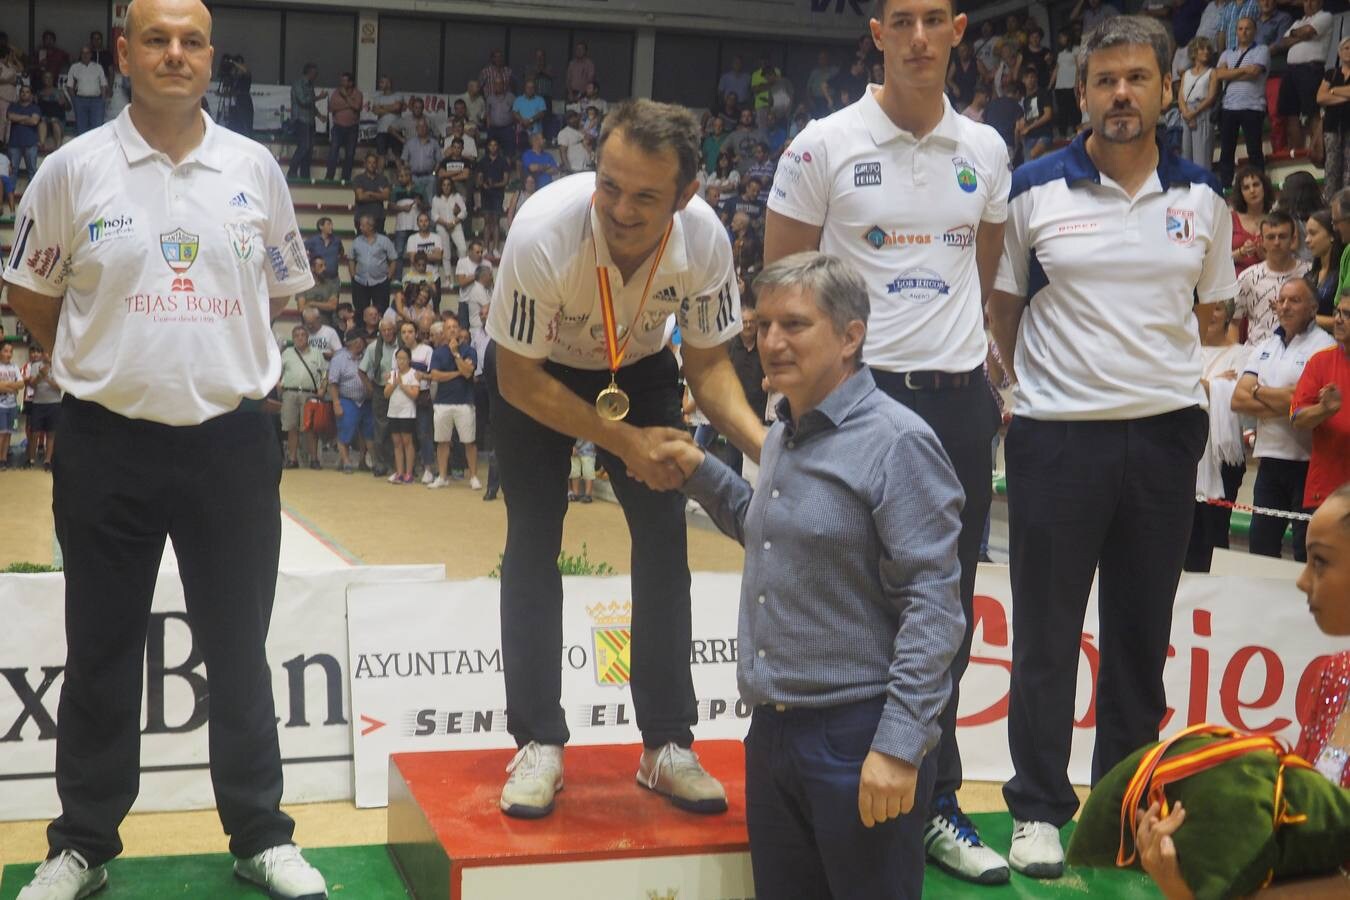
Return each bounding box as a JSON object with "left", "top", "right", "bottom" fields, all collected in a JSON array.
[
  {"left": 520, "top": 132, "right": 559, "bottom": 189},
  {"left": 304, "top": 216, "right": 344, "bottom": 285},
  {"left": 657, "top": 252, "right": 965, "bottom": 900},
  {"left": 512, "top": 79, "right": 548, "bottom": 143},
  {"left": 6, "top": 84, "right": 41, "bottom": 179},
  {"left": 427, "top": 319, "right": 480, "bottom": 490}
]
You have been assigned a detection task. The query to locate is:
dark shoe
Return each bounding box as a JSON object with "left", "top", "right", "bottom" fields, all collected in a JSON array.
[
  {"left": 580, "top": 495, "right": 593, "bottom": 504},
  {"left": 358, "top": 460, "right": 371, "bottom": 472},
  {"left": 285, "top": 459, "right": 300, "bottom": 469},
  {"left": 19, "top": 460, "right": 32, "bottom": 469},
  {"left": 42, "top": 462, "right": 51, "bottom": 472},
  {"left": 341, "top": 464, "right": 354, "bottom": 475},
  {"left": 371, "top": 465, "right": 387, "bottom": 477},
  {"left": 567, "top": 491, "right": 578, "bottom": 502},
  {"left": 309, "top": 460, "right": 321, "bottom": 470},
  {"left": 482, "top": 490, "right": 498, "bottom": 501}
]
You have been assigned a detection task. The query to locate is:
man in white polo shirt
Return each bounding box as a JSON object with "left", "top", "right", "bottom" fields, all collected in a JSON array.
[
  {"left": 65, "top": 44, "right": 109, "bottom": 135},
  {"left": 987, "top": 16, "right": 1235, "bottom": 879},
  {"left": 763, "top": 0, "right": 1011, "bottom": 884},
  {"left": 486, "top": 99, "right": 766, "bottom": 820},
  {"left": 1231, "top": 278, "right": 1335, "bottom": 559},
  {"left": 3, "top": 1, "right": 327, "bottom": 897}
]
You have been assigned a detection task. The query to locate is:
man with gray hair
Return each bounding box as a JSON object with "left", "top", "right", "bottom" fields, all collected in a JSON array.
[
  {"left": 988, "top": 15, "right": 1236, "bottom": 877},
  {"left": 1330, "top": 187, "right": 1350, "bottom": 297},
  {"left": 654, "top": 251, "right": 965, "bottom": 899}
]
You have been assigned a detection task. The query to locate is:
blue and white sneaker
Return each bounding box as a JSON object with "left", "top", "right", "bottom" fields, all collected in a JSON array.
[{"left": 924, "top": 793, "right": 1010, "bottom": 885}]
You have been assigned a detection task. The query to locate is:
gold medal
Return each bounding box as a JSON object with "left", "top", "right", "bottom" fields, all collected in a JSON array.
[{"left": 595, "top": 376, "right": 630, "bottom": 421}]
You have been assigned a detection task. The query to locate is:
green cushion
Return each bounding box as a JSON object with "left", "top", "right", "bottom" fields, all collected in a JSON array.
[{"left": 1066, "top": 734, "right": 1350, "bottom": 900}]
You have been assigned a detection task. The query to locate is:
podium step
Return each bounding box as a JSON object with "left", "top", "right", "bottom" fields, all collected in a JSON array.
[{"left": 388, "top": 740, "right": 751, "bottom": 899}]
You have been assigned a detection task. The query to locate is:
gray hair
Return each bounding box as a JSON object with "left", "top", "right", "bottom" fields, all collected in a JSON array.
[
  {"left": 476, "top": 264, "right": 493, "bottom": 280},
  {"left": 1076, "top": 15, "right": 1173, "bottom": 89},
  {"left": 752, "top": 252, "right": 869, "bottom": 365},
  {"left": 300, "top": 306, "right": 320, "bottom": 322},
  {"left": 1332, "top": 187, "right": 1350, "bottom": 217},
  {"left": 429, "top": 321, "right": 444, "bottom": 337}
]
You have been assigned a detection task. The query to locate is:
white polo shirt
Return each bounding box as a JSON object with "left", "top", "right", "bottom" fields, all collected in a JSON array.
[
  {"left": 1244, "top": 325, "right": 1336, "bottom": 461},
  {"left": 486, "top": 172, "right": 740, "bottom": 369},
  {"left": 67, "top": 61, "right": 107, "bottom": 97},
  {"left": 768, "top": 86, "right": 1010, "bottom": 374},
  {"left": 4, "top": 107, "right": 313, "bottom": 425},
  {"left": 994, "top": 134, "right": 1237, "bottom": 421}
]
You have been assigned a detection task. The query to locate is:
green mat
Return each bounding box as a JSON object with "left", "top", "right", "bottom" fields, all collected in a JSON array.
[
  {"left": 0, "top": 845, "right": 409, "bottom": 899},
  {"left": 0, "top": 817, "right": 1158, "bottom": 899}
]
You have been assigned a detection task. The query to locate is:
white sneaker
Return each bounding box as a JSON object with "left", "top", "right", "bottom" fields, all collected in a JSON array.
[
  {"left": 233, "top": 843, "right": 327, "bottom": 899},
  {"left": 500, "top": 742, "right": 564, "bottom": 818},
  {"left": 427, "top": 476, "right": 451, "bottom": 489},
  {"left": 923, "top": 794, "right": 1010, "bottom": 884},
  {"left": 421, "top": 469, "right": 436, "bottom": 485},
  {"left": 1008, "top": 820, "right": 1065, "bottom": 879},
  {"left": 469, "top": 476, "right": 482, "bottom": 490},
  {"left": 637, "top": 743, "right": 727, "bottom": 814},
  {"left": 387, "top": 472, "right": 401, "bottom": 484},
  {"left": 17, "top": 850, "right": 108, "bottom": 900}
]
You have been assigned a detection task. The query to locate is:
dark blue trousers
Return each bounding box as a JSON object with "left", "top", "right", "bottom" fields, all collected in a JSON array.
[{"left": 745, "top": 696, "right": 936, "bottom": 900}]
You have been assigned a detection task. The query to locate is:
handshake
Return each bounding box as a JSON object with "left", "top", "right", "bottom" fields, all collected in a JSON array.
[{"left": 618, "top": 426, "right": 707, "bottom": 492}]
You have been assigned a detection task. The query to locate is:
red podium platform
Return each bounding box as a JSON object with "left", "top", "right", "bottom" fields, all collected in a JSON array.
[{"left": 387, "top": 740, "right": 753, "bottom": 899}]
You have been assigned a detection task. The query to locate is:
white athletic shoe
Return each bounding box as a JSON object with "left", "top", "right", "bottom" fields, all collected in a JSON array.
[
  {"left": 469, "top": 476, "right": 482, "bottom": 490},
  {"left": 500, "top": 742, "right": 564, "bottom": 818},
  {"left": 421, "top": 469, "right": 436, "bottom": 485},
  {"left": 1008, "top": 820, "right": 1065, "bottom": 879},
  {"left": 387, "top": 472, "right": 401, "bottom": 484},
  {"left": 16, "top": 850, "right": 108, "bottom": 900},
  {"left": 637, "top": 743, "right": 728, "bottom": 814},
  {"left": 427, "top": 476, "right": 451, "bottom": 489},
  {"left": 923, "top": 794, "right": 1010, "bottom": 884},
  {"left": 233, "top": 844, "right": 327, "bottom": 899}
]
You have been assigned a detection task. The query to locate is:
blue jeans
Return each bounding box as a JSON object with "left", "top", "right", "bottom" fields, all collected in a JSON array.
[
  {"left": 74, "top": 95, "right": 104, "bottom": 134},
  {"left": 746, "top": 696, "right": 936, "bottom": 900},
  {"left": 8, "top": 144, "right": 37, "bottom": 179},
  {"left": 336, "top": 397, "right": 373, "bottom": 447}
]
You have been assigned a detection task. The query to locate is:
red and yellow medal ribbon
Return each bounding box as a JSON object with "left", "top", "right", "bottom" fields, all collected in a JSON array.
[{"left": 593, "top": 197, "right": 674, "bottom": 376}]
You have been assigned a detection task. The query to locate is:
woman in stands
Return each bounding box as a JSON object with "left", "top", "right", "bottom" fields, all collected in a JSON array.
[
  {"left": 384, "top": 347, "right": 420, "bottom": 484},
  {"left": 1179, "top": 36, "right": 1217, "bottom": 172},
  {"left": 1230, "top": 166, "right": 1273, "bottom": 276},
  {"left": 1317, "top": 36, "right": 1350, "bottom": 200},
  {"left": 504, "top": 173, "right": 537, "bottom": 233},
  {"left": 1137, "top": 482, "right": 1350, "bottom": 897},
  {"left": 1304, "top": 209, "right": 1344, "bottom": 329}
]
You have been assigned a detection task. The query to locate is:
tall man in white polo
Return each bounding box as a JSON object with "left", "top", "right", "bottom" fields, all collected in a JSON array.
[
  {"left": 764, "top": 0, "right": 1011, "bottom": 884},
  {"left": 4, "top": 1, "right": 327, "bottom": 898},
  {"left": 987, "top": 16, "right": 1236, "bottom": 879},
  {"left": 486, "top": 99, "right": 766, "bottom": 820}
]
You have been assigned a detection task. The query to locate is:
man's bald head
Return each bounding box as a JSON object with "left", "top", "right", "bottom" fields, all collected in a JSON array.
[{"left": 124, "top": 0, "right": 212, "bottom": 41}]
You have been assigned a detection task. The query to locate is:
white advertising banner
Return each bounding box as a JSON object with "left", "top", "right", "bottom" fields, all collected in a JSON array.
[
  {"left": 348, "top": 564, "right": 1340, "bottom": 808},
  {"left": 0, "top": 565, "right": 442, "bottom": 822}
]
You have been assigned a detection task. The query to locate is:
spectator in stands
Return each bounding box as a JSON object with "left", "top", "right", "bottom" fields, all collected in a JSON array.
[
  {"left": 477, "top": 138, "right": 510, "bottom": 254},
  {"left": 390, "top": 165, "right": 422, "bottom": 272},
  {"left": 962, "top": 84, "right": 990, "bottom": 123},
  {"left": 506, "top": 173, "right": 540, "bottom": 231},
  {"left": 1292, "top": 298, "right": 1350, "bottom": 511},
  {"left": 406, "top": 211, "right": 446, "bottom": 275},
  {"left": 745, "top": 142, "right": 776, "bottom": 190},
  {"left": 352, "top": 303, "right": 379, "bottom": 344},
  {"left": 218, "top": 54, "right": 252, "bottom": 136},
  {"left": 1318, "top": 36, "right": 1350, "bottom": 196},
  {"left": 33, "top": 73, "right": 65, "bottom": 154},
  {"left": 428, "top": 319, "right": 480, "bottom": 489},
  {"left": 0, "top": 343, "right": 19, "bottom": 467},
  {"left": 715, "top": 91, "right": 741, "bottom": 132},
  {"left": 279, "top": 324, "right": 327, "bottom": 469},
  {"left": 985, "top": 80, "right": 1024, "bottom": 154},
  {"left": 480, "top": 48, "right": 513, "bottom": 100},
  {"left": 395, "top": 274, "right": 433, "bottom": 323},
  {"left": 558, "top": 110, "right": 588, "bottom": 173},
  {"left": 349, "top": 215, "right": 398, "bottom": 315},
  {"left": 1216, "top": 0, "right": 1260, "bottom": 52},
  {"left": 463, "top": 79, "right": 486, "bottom": 129},
  {"left": 20, "top": 344, "right": 60, "bottom": 470},
  {"left": 808, "top": 50, "right": 838, "bottom": 117},
  {"left": 704, "top": 184, "right": 730, "bottom": 225},
  {"left": 300, "top": 305, "right": 341, "bottom": 361},
  {"left": 0, "top": 152, "right": 12, "bottom": 215},
  {"left": 1196, "top": 0, "right": 1225, "bottom": 45},
  {"left": 400, "top": 95, "right": 438, "bottom": 145},
  {"left": 305, "top": 217, "right": 345, "bottom": 284},
  {"left": 528, "top": 48, "right": 555, "bottom": 103},
  {"left": 751, "top": 55, "right": 781, "bottom": 127},
  {"left": 1254, "top": 0, "right": 1294, "bottom": 47},
  {"left": 325, "top": 72, "right": 362, "bottom": 184},
  {"left": 432, "top": 174, "right": 469, "bottom": 270},
  {"left": 1233, "top": 210, "right": 1309, "bottom": 347},
  {"left": 565, "top": 42, "right": 595, "bottom": 103},
  {"left": 444, "top": 117, "right": 477, "bottom": 161},
  {"left": 763, "top": 110, "right": 787, "bottom": 155},
  {"left": 1273, "top": 0, "right": 1333, "bottom": 153},
  {"left": 463, "top": 262, "right": 493, "bottom": 350},
  {"left": 287, "top": 62, "right": 326, "bottom": 181},
  {"left": 352, "top": 151, "right": 391, "bottom": 234},
  {"left": 734, "top": 178, "right": 766, "bottom": 234},
  {"left": 371, "top": 74, "right": 404, "bottom": 166},
  {"left": 7, "top": 85, "right": 40, "bottom": 179},
  {"left": 582, "top": 105, "right": 603, "bottom": 142},
  {"left": 718, "top": 55, "right": 751, "bottom": 107},
  {"left": 66, "top": 45, "right": 107, "bottom": 135},
  {"left": 1231, "top": 165, "right": 1274, "bottom": 274},
  {"left": 513, "top": 78, "right": 548, "bottom": 145},
  {"left": 973, "top": 19, "right": 1000, "bottom": 79},
  {"left": 1306, "top": 209, "right": 1344, "bottom": 326},
  {"left": 992, "top": 41, "right": 1021, "bottom": 99},
  {"left": 1051, "top": 30, "right": 1080, "bottom": 137},
  {"left": 335, "top": 302, "right": 357, "bottom": 344},
  {"left": 1233, "top": 278, "right": 1336, "bottom": 559},
  {"left": 568, "top": 439, "right": 596, "bottom": 502},
  {"left": 0, "top": 35, "right": 22, "bottom": 144},
  {"left": 1215, "top": 17, "right": 1269, "bottom": 188},
  {"left": 1022, "top": 26, "right": 1055, "bottom": 87},
  {"left": 382, "top": 346, "right": 419, "bottom": 484},
  {"left": 330, "top": 330, "right": 373, "bottom": 475},
  {"left": 727, "top": 108, "right": 765, "bottom": 175},
  {"left": 1016, "top": 67, "right": 1055, "bottom": 162},
  {"left": 571, "top": 81, "right": 608, "bottom": 118},
  {"left": 297, "top": 257, "right": 340, "bottom": 321},
  {"left": 729, "top": 211, "right": 762, "bottom": 286},
  {"left": 946, "top": 42, "right": 978, "bottom": 112},
  {"left": 1332, "top": 188, "right": 1350, "bottom": 297},
  {"left": 1179, "top": 36, "right": 1219, "bottom": 169},
  {"left": 456, "top": 239, "right": 493, "bottom": 296},
  {"left": 400, "top": 319, "right": 436, "bottom": 483},
  {"left": 32, "top": 30, "right": 68, "bottom": 85},
  {"left": 437, "top": 136, "right": 473, "bottom": 199},
  {"left": 518, "top": 130, "right": 556, "bottom": 190},
  {"left": 402, "top": 118, "right": 440, "bottom": 202}
]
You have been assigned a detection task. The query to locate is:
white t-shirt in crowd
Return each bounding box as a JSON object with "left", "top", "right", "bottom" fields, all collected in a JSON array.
[
  {"left": 3, "top": 107, "right": 313, "bottom": 425},
  {"left": 557, "top": 125, "right": 587, "bottom": 172},
  {"left": 372, "top": 91, "right": 403, "bottom": 134},
  {"left": 487, "top": 172, "right": 740, "bottom": 370},
  {"left": 66, "top": 60, "right": 107, "bottom": 97},
  {"left": 1054, "top": 48, "right": 1078, "bottom": 90},
  {"left": 456, "top": 254, "right": 493, "bottom": 287},
  {"left": 306, "top": 323, "right": 342, "bottom": 358},
  {"left": 1244, "top": 325, "right": 1336, "bottom": 460},
  {"left": 1232, "top": 259, "right": 1310, "bottom": 348},
  {"left": 405, "top": 230, "right": 446, "bottom": 262},
  {"left": 387, "top": 367, "right": 420, "bottom": 418},
  {"left": 1284, "top": 11, "right": 1333, "bottom": 66},
  {"left": 995, "top": 135, "right": 1237, "bottom": 420},
  {"left": 769, "top": 86, "right": 1010, "bottom": 373}
]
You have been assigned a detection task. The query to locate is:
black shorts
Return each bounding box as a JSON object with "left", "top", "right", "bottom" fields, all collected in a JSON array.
[
  {"left": 388, "top": 417, "right": 415, "bottom": 434},
  {"left": 1277, "top": 63, "right": 1322, "bottom": 119},
  {"left": 28, "top": 401, "right": 60, "bottom": 433},
  {"left": 481, "top": 191, "right": 504, "bottom": 213}
]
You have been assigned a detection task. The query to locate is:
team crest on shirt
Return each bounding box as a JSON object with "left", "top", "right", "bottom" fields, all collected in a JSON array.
[
  {"left": 1166, "top": 208, "right": 1196, "bottom": 245},
  {"left": 953, "top": 157, "right": 978, "bottom": 193},
  {"left": 223, "top": 223, "right": 258, "bottom": 265},
  {"left": 160, "top": 228, "right": 200, "bottom": 292}
]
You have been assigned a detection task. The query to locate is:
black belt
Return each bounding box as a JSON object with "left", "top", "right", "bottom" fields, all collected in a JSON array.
[
  {"left": 282, "top": 387, "right": 315, "bottom": 393},
  {"left": 873, "top": 365, "right": 981, "bottom": 391}
]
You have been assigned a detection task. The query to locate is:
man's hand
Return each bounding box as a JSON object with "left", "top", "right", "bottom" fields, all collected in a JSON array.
[
  {"left": 1319, "top": 383, "right": 1342, "bottom": 414},
  {"left": 332, "top": 399, "right": 344, "bottom": 418},
  {"left": 1137, "top": 801, "right": 1195, "bottom": 900},
  {"left": 857, "top": 751, "right": 918, "bottom": 828},
  {"left": 651, "top": 437, "right": 706, "bottom": 480},
  {"left": 619, "top": 426, "right": 694, "bottom": 491}
]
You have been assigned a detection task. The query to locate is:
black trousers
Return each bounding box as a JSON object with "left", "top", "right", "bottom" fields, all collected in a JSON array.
[
  {"left": 287, "top": 122, "right": 314, "bottom": 180},
  {"left": 871, "top": 370, "right": 999, "bottom": 804},
  {"left": 1183, "top": 461, "right": 1246, "bottom": 573},
  {"left": 49, "top": 397, "right": 294, "bottom": 866},
  {"left": 1002, "top": 408, "right": 1207, "bottom": 825},
  {"left": 325, "top": 123, "right": 359, "bottom": 182},
  {"left": 1218, "top": 109, "right": 1265, "bottom": 189},
  {"left": 351, "top": 281, "right": 390, "bottom": 316},
  {"left": 490, "top": 349, "right": 696, "bottom": 748},
  {"left": 1249, "top": 457, "right": 1310, "bottom": 561}
]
